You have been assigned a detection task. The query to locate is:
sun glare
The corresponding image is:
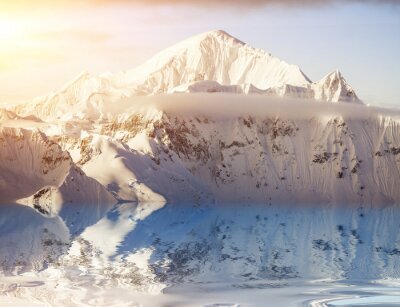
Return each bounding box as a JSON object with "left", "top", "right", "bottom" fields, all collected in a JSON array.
[{"left": 0, "top": 18, "right": 25, "bottom": 42}]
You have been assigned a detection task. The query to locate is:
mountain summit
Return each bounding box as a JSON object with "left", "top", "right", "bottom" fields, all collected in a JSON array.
[
  {"left": 124, "top": 29, "right": 312, "bottom": 93},
  {"left": 313, "top": 70, "right": 358, "bottom": 102}
]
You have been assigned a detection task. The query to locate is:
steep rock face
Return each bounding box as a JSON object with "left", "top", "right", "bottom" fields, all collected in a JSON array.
[
  {"left": 49, "top": 101, "right": 400, "bottom": 205},
  {"left": 138, "top": 113, "right": 400, "bottom": 205},
  {"left": 0, "top": 127, "right": 116, "bottom": 214}
]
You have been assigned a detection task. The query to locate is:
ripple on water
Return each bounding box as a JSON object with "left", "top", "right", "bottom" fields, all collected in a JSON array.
[{"left": 309, "top": 295, "right": 400, "bottom": 306}]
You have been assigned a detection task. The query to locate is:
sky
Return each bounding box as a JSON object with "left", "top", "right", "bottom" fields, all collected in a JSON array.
[{"left": 0, "top": 0, "right": 399, "bottom": 107}]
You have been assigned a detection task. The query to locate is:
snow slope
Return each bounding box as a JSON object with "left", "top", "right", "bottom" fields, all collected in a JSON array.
[
  {"left": 0, "top": 127, "right": 116, "bottom": 216},
  {"left": 265, "top": 70, "right": 359, "bottom": 103},
  {"left": 12, "top": 72, "right": 131, "bottom": 122},
  {"left": 75, "top": 133, "right": 212, "bottom": 203}
]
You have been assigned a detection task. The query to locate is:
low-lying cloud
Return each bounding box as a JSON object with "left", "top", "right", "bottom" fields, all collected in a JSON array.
[{"left": 122, "top": 93, "right": 400, "bottom": 120}]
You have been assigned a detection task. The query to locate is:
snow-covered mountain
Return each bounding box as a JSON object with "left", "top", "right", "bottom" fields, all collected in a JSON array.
[
  {"left": 127, "top": 30, "right": 358, "bottom": 103},
  {"left": 12, "top": 30, "right": 359, "bottom": 122},
  {"left": 0, "top": 30, "right": 399, "bottom": 305},
  {"left": 0, "top": 30, "right": 397, "bottom": 206},
  {"left": 123, "top": 30, "right": 311, "bottom": 93}
]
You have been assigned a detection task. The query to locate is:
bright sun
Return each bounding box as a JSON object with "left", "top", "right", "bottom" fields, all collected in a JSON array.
[{"left": 0, "top": 18, "right": 23, "bottom": 42}]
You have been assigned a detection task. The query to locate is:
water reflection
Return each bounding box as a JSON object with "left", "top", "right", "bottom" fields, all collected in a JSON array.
[{"left": 1, "top": 202, "right": 400, "bottom": 305}]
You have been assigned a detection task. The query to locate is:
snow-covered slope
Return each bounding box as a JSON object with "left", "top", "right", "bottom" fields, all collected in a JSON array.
[
  {"left": 265, "top": 70, "right": 359, "bottom": 103},
  {"left": 170, "top": 71, "right": 359, "bottom": 103},
  {"left": 313, "top": 70, "right": 359, "bottom": 103},
  {"left": 12, "top": 72, "right": 130, "bottom": 122},
  {"left": 70, "top": 133, "right": 212, "bottom": 203},
  {"left": 0, "top": 127, "right": 116, "bottom": 214}
]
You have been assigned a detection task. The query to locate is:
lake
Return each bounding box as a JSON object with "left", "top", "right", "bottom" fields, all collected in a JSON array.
[{"left": 1, "top": 202, "right": 400, "bottom": 306}]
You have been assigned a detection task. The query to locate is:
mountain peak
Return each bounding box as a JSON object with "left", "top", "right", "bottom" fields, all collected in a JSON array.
[
  {"left": 199, "top": 29, "right": 245, "bottom": 45},
  {"left": 314, "top": 69, "right": 360, "bottom": 103},
  {"left": 319, "top": 69, "right": 348, "bottom": 86},
  {"left": 125, "top": 30, "right": 311, "bottom": 92},
  {"left": 324, "top": 69, "right": 342, "bottom": 79},
  {"left": 61, "top": 71, "right": 91, "bottom": 90},
  {"left": 207, "top": 29, "right": 230, "bottom": 36}
]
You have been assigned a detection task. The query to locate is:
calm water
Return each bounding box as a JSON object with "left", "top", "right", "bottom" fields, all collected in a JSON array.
[{"left": 1, "top": 202, "right": 400, "bottom": 306}]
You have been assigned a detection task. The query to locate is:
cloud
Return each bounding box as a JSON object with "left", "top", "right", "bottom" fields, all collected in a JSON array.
[{"left": 110, "top": 93, "right": 400, "bottom": 120}]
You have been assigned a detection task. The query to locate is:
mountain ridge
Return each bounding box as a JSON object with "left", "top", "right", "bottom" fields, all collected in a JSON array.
[{"left": 9, "top": 30, "right": 361, "bottom": 122}]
